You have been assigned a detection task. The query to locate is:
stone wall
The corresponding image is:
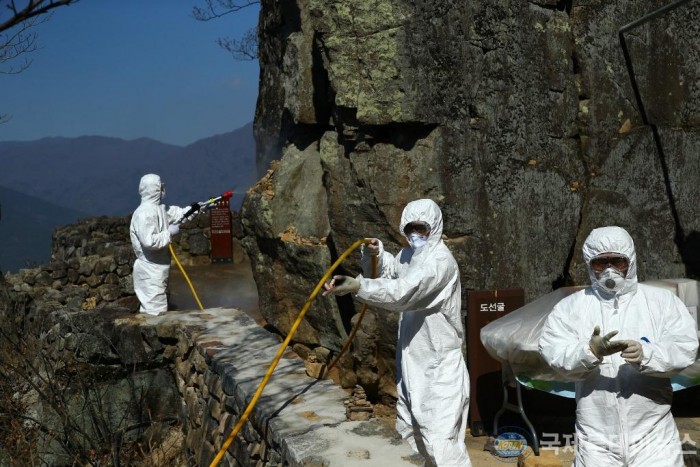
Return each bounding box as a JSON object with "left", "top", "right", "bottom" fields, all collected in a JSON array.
[
  {"left": 4, "top": 211, "right": 242, "bottom": 315},
  {"left": 1, "top": 298, "right": 415, "bottom": 465}
]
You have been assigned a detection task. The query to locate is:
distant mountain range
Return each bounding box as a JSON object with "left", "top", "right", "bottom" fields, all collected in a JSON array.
[
  {"left": 0, "top": 122, "right": 257, "bottom": 273},
  {"left": 0, "top": 185, "right": 87, "bottom": 272}
]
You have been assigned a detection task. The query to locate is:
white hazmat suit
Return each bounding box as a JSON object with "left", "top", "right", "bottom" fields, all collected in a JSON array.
[
  {"left": 355, "top": 199, "right": 471, "bottom": 467},
  {"left": 130, "top": 174, "right": 187, "bottom": 315},
  {"left": 539, "top": 226, "right": 698, "bottom": 466}
]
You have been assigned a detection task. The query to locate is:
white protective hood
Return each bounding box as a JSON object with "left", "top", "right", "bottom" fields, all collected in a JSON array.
[{"left": 582, "top": 226, "right": 638, "bottom": 298}]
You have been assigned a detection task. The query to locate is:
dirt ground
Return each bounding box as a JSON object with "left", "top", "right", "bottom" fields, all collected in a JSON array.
[
  {"left": 375, "top": 401, "right": 700, "bottom": 466},
  {"left": 373, "top": 401, "right": 575, "bottom": 466}
]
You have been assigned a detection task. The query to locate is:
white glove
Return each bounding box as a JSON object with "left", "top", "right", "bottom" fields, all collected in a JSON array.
[
  {"left": 322, "top": 275, "right": 360, "bottom": 297},
  {"left": 589, "top": 326, "right": 628, "bottom": 359},
  {"left": 168, "top": 224, "right": 180, "bottom": 236},
  {"left": 620, "top": 340, "right": 643, "bottom": 364},
  {"left": 364, "top": 238, "right": 381, "bottom": 256}
]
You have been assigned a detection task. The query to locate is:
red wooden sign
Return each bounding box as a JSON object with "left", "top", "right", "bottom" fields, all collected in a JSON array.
[{"left": 210, "top": 199, "right": 233, "bottom": 263}]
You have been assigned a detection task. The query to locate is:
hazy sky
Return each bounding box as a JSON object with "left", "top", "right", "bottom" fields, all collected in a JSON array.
[{"left": 0, "top": 0, "right": 260, "bottom": 146}]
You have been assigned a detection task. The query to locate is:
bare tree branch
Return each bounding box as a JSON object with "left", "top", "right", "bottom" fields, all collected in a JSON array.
[
  {"left": 192, "top": 0, "right": 259, "bottom": 60},
  {"left": 217, "top": 26, "right": 257, "bottom": 61},
  {"left": 192, "top": 0, "right": 258, "bottom": 21},
  {"left": 0, "top": 17, "right": 39, "bottom": 74},
  {"left": 0, "top": 0, "right": 80, "bottom": 71},
  {"left": 0, "top": 0, "right": 77, "bottom": 33},
  {"left": 0, "top": 1, "right": 79, "bottom": 123}
]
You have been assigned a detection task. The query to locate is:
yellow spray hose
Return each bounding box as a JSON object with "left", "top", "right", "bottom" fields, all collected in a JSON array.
[
  {"left": 327, "top": 254, "right": 378, "bottom": 371},
  {"left": 169, "top": 243, "right": 205, "bottom": 311},
  {"left": 210, "top": 238, "right": 373, "bottom": 467}
]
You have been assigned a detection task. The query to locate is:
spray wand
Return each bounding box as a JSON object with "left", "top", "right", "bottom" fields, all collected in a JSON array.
[{"left": 182, "top": 190, "right": 234, "bottom": 219}]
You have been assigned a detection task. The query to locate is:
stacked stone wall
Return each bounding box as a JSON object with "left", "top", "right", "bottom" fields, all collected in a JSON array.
[
  {"left": 4, "top": 211, "right": 242, "bottom": 314},
  {"left": 1, "top": 299, "right": 410, "bottom": 465}
]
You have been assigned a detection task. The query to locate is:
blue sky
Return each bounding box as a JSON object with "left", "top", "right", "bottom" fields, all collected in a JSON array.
[{"left": 0, "top": 0, "right": 260, "bottom": 146}]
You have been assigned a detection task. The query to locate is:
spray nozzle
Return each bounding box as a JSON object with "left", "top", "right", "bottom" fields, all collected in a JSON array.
[{"left": 183, "top": 190, "right": 235, "bottom": 218}]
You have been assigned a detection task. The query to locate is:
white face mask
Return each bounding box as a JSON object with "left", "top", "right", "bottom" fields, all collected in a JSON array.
[
  {"left": 408, "top": 233, "right": 428, "bottom": 250},
  {"left": 596, "top": 267, "right": 625, "bottom": 293}
]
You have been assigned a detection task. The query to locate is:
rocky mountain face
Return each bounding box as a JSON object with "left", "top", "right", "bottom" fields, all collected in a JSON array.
[{"left": 241, "top": 0, "right": 700, "bottom": 399}]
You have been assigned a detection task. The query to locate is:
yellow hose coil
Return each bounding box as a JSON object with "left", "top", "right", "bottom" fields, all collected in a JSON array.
[{"left": 327, "top": 254, "right": 378, "bottom": 371}]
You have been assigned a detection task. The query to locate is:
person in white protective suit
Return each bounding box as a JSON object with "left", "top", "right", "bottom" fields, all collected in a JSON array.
[
  {"left": 323, "top": 199, "right": 471, "bottom": 467},
  {"left": 539, "top": 226, "right": 698, "bottom": 466},
  {"left": 130, "top": 174, "right": 189, "bottom": 315}
]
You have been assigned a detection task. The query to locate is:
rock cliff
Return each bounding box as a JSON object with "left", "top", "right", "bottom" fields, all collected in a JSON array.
[{"left": 242, "top": 0, "right": 700, "bottom": 399}]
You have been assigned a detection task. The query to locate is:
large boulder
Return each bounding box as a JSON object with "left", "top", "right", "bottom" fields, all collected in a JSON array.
[{"left": 244, "top": 0, "right": 700, "bottom": 398}]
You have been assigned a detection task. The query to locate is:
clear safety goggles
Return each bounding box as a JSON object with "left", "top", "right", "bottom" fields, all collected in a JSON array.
[
  {"left": 590, "top": 254, "right": 629, "bottom": 273},
  {"left": 403, "top": 221, "right": 430, "bottom": 236}
]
